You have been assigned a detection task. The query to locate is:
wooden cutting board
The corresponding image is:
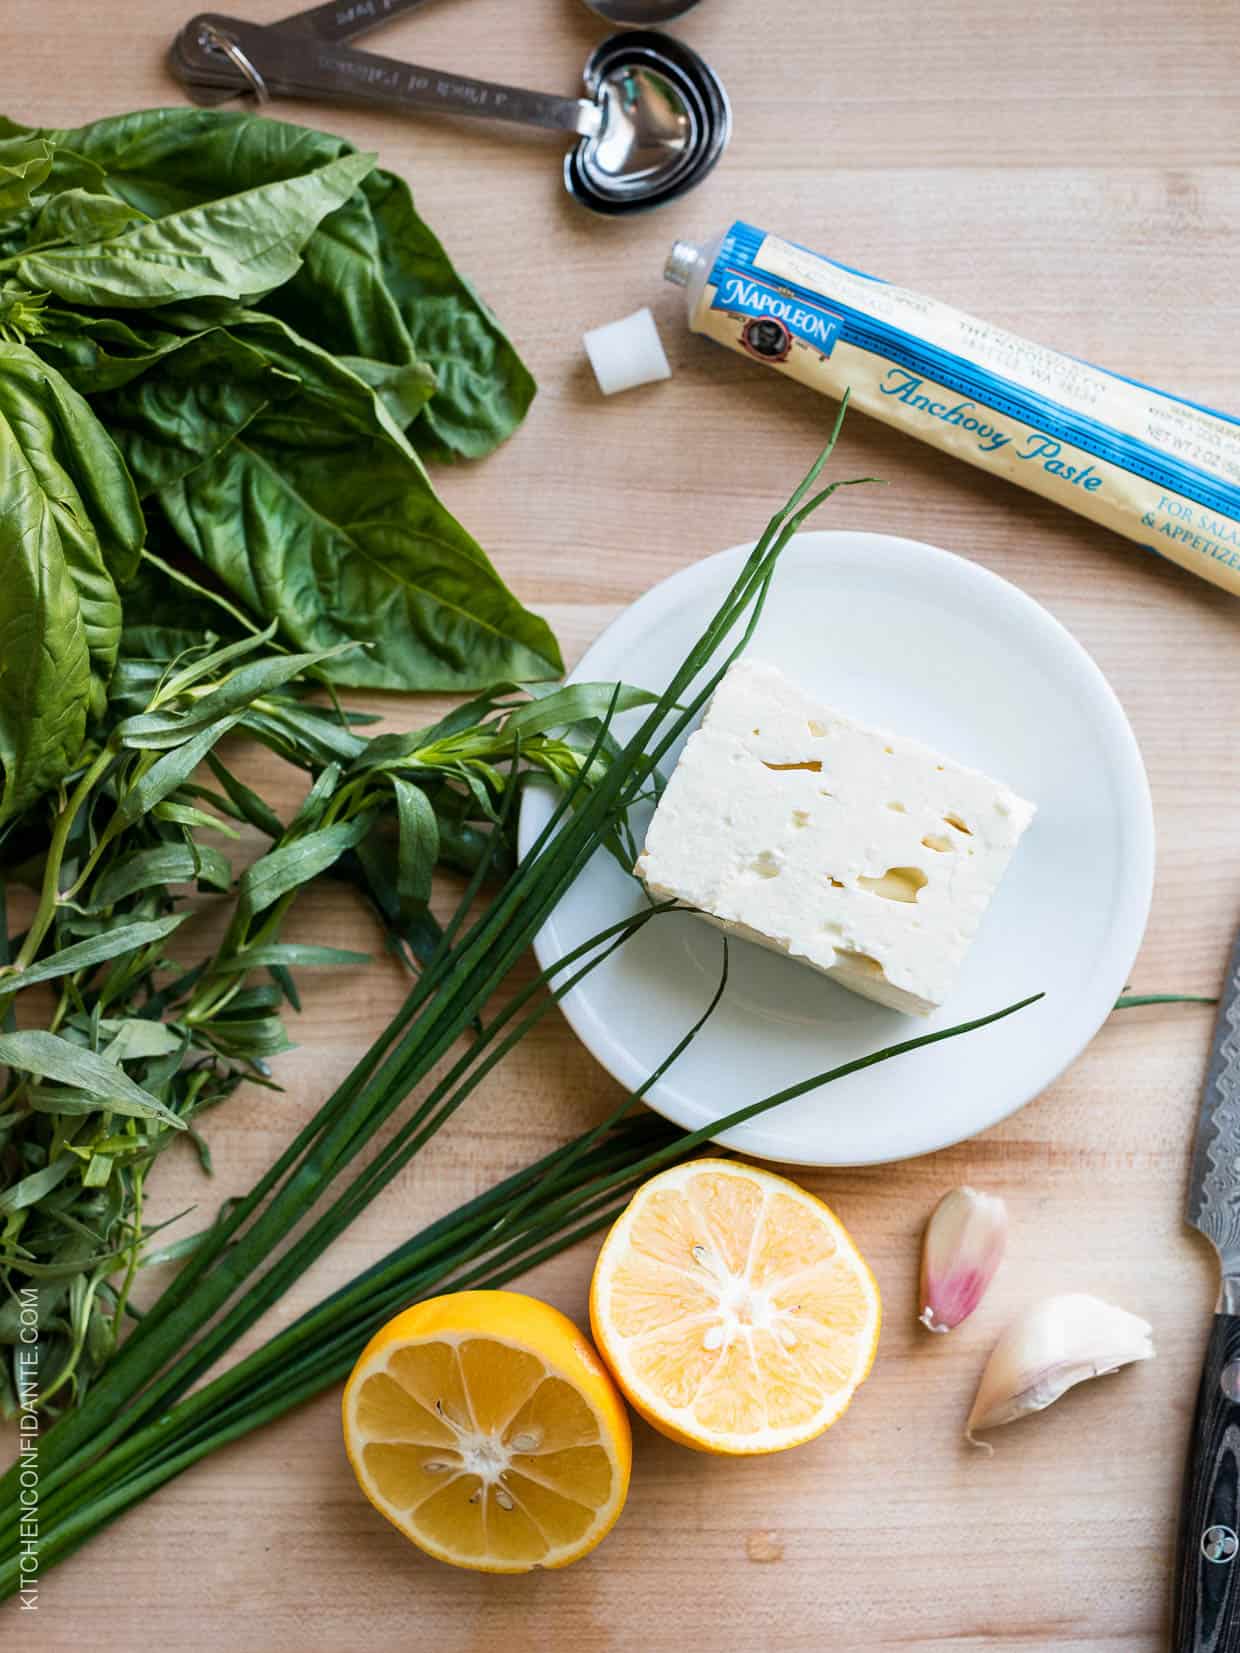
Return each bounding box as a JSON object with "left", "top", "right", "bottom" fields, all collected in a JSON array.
[{"left": 3, "top": 1, "right": 1240, "bottom": 1646}]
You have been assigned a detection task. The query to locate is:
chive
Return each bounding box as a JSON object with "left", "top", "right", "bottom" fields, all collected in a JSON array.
[{"left": 0, "top": 419, "right": 1041, "bottom": 1593}]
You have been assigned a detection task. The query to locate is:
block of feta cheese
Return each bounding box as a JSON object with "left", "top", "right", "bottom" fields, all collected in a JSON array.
[{"left": 634, "top": 658, "right": 1036, "bottom": 1015}]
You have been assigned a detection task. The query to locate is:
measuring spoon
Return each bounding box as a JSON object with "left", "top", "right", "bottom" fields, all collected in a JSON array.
[{"left": 171, "top": 16, "right": 730, "bottom": 212}]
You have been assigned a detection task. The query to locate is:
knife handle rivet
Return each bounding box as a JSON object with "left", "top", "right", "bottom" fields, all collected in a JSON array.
[
  {"left": 1220, "top": 1362, "right": 1240, "bottom": 1402},
  {"left": 1203, "top": 1526, "right": 1239, "bottom": 1564}
]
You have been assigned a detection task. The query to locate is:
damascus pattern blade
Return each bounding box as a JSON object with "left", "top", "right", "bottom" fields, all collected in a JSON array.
[{"left": 1187, "top": 927, "right": 1240, "bottom": 1279}]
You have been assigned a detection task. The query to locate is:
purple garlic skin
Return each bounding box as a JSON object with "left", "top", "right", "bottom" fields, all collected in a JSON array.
[{"left": 918, "top": 1186, "right": 1007, "bottom": 1334}]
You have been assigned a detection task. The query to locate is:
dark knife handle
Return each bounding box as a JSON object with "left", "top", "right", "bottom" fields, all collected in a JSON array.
[{"left": 1174, "top": 1314, "right": 1240, "bottom": 1650}]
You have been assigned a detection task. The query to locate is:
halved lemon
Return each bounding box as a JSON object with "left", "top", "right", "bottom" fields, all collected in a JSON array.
[
  {"left": 342, "top": 1290, "right": 631, "bottom": 1572},
  {"left": 590, "top": 1159, "right": 881, "bottom": 1455}
]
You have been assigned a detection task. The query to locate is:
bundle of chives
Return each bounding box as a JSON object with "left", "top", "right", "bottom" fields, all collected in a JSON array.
[{"left": 0, "top": 408, "right": 1039, "bottom": 1594}]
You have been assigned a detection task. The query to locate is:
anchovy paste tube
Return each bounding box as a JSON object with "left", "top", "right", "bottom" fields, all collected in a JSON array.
[{"left": 666, "top": 222, "right": 1240, "bottom": 595}]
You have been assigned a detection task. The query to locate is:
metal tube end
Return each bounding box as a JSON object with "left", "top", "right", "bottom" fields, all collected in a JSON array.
[{"left": 664, "top": 239, "right": 702, "bottom": 287}]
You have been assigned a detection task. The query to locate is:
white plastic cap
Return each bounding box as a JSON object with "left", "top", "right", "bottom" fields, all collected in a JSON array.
[{"left": 583, "top": 307, "right": 672, "bottom": 396}]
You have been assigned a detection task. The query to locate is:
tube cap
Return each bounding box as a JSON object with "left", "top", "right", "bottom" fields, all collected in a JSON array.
[{"left": 583, "top": 307, "right": 672, "bottom": 397}]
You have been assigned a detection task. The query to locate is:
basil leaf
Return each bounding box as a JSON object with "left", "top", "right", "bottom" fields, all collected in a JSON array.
[
  {"left": 8, "top": 108, "right": 350, "bottom": 218},
  {"left": 362, "top": 168, "right": 536, "bottom": 461},
  {"left": 26, "top": 188, "right": 148, "bottom": 249},
  {"left": 0, "top": 1030, "right": 186, "bottom": 1128},
  {"left": 224, "top": 311, "right": 413, "bottom": 447},
  {"left": 35, "top": 310, "right": 201, "bottom": 395},
  {"left": 16, "top": 151, "right": 376, "bottom": 309},
  {"left": 12, "top": 109, "right": 536, "bottom": 459},
  {"left": 92, "top": 327, "right": 296, "bottom": 497},
  {"left": 0, "top": 343, "right": 142, "bottom": 819},
  {"left": 0, "top": 136, "right": 54, "bottom": 215},
  {"left": 338, "top": 354, "right": 436, "bottom": 431},
  {"left": 0, "top": 340, "right": 144, "bottom": 612},
  {"left": 115, "top": 536, "right": 248, "bottom": 660},
  {"left": 269, "top": 167, "right": 535, "bottom": 460},
  {"left": 0, "top": 120, "right": 107, "bottom": 202},
  {"left": 160, "top": 420, "right": 562, "bottom": 691}
]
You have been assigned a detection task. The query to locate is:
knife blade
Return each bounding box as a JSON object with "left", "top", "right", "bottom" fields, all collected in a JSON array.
[{"left": 1174, "top": 922, "right": 1240, "bottom": 1651}]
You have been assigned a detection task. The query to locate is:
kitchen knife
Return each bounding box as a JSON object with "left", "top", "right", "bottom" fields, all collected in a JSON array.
[{"left": 1176, "top": 923, "right": 1240, "bottom": 1649}]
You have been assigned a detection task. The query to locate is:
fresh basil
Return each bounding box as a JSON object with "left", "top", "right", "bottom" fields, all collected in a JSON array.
[
  {"left": 6, "top": 108, "right": 535, "bottom": 460},
  {"left": 0, "top": 343, "right": 143, "bottom": 818},
  {"left": 0, "top": 136, "right": 54, "bottom": 216},
  {"left": 160, "top": 391, "right": 561, "bottom": 691},
  {"left": 25, "top": 188, "right": 148, "bottom": 251},
  {"left": 0, "top": 104, "right": 553, "bottom": 806},
  {"left": 93, "top": 327, "right": 297, "bottom": 497},
  {"left": 16, "top": 151, "right": 375, "bottom": 309}
]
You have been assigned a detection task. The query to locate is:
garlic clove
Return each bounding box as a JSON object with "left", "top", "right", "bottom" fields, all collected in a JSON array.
[
  {"left": 918, "top": 1186, "right": 1007, "bottom": 1333},
  {"left": 966, "top": 1292, "right": 1154, "bottom": 1449}
]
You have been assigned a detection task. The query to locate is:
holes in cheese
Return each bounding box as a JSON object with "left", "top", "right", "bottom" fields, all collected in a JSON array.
[
  {"left": 887, "top": 801, "right": 907, "bottom": 813},
  {"left": 921, "top": 833, "right": 953, "bottom": 853},
  {"left": 762, "top": 760, "right": 823, "bottom": 774},
  {"left": 791, "top": 810, "right": 811, "bottom": 829},
  {"left": 807, "top": 719, "right": 827, "bottom": 737},
  {"left": 749, "top": 851, "right": 781, "bottom": 879},
  {"left": 827, "top": 876, "right": 846, "bottom": 888},
  {"left": 858, "top": 866, "right": 928, "bottom": 904},
  {"left": 943, "top": 812, "right": 972, "bottom": 835},
  {"left": 832, "top": 948, "right": 886, "bottom": 980}
]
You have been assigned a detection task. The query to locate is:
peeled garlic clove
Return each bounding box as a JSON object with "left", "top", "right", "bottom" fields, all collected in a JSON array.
[
  {"left": 918, "top": 1186, "right": 1007, "bottom": 1333},
  {"left": 966, "top": 1292, "right": 1154, "bottom": 1449}
]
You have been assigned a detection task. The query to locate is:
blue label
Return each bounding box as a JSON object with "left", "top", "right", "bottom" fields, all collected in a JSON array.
[
  {"left": 706, "top": 221, "right": 1240, "bottom": 525},
  {"left": 709, "top": 270, "right": 842, "bottom": 356}
]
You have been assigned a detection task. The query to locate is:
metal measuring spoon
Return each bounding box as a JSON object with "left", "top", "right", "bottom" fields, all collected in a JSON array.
[
  {"left": 584, "top": 0, "right": 704, "bottom": 21},
  {"left": 570, "top": 30, "right": 729, "bottom": 213},
  {"left": 170, "top": 16, "right": 730, "bottom": 213}
]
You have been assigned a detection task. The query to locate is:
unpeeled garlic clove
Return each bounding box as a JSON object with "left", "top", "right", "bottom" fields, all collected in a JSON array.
[
  {"left": 918, "top": 1186, "right": 1007, "bottom": 1333},
  {"left": 966, "top": 1292, "right": 1154, "bottom": 1449}
]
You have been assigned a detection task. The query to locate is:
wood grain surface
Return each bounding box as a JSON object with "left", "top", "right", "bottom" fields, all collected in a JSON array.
[{"left": 4, "top": 0, "right": 1240, "bottom": 1647}]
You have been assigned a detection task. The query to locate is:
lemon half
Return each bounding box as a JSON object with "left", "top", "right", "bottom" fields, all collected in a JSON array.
[
  {"left": 343, "top": 1290, "right": 631, "bottom": 1572},
  {"left": 591, "top": 1159, "right": 881, "bottom": 1455}
]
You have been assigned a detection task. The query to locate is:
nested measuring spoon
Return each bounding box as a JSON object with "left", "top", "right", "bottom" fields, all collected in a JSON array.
[{"left": 169, "top": 7, "right": 729, "bottom": 214}]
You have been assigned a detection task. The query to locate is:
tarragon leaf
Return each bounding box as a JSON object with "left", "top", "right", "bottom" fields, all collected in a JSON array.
[
  {"left": 237, "top": 815, "right": 375, "bottom": 919},
  {"left": 2, "top": 913, "right": 186, "bottom": 991},
  {"left": 0, "top": 1030, "right": 186, "bottom": 1128},
  {"left": 214, "top": 943, "right": 369, "bottom": 972},
  {"left": 90, "top": 842, "right": 231, "bottom": 906}
]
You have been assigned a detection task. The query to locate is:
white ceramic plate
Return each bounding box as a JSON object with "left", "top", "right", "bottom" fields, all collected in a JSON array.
[{"left": 518, "top": 532, "right": 1154, "bottom": 1166}]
